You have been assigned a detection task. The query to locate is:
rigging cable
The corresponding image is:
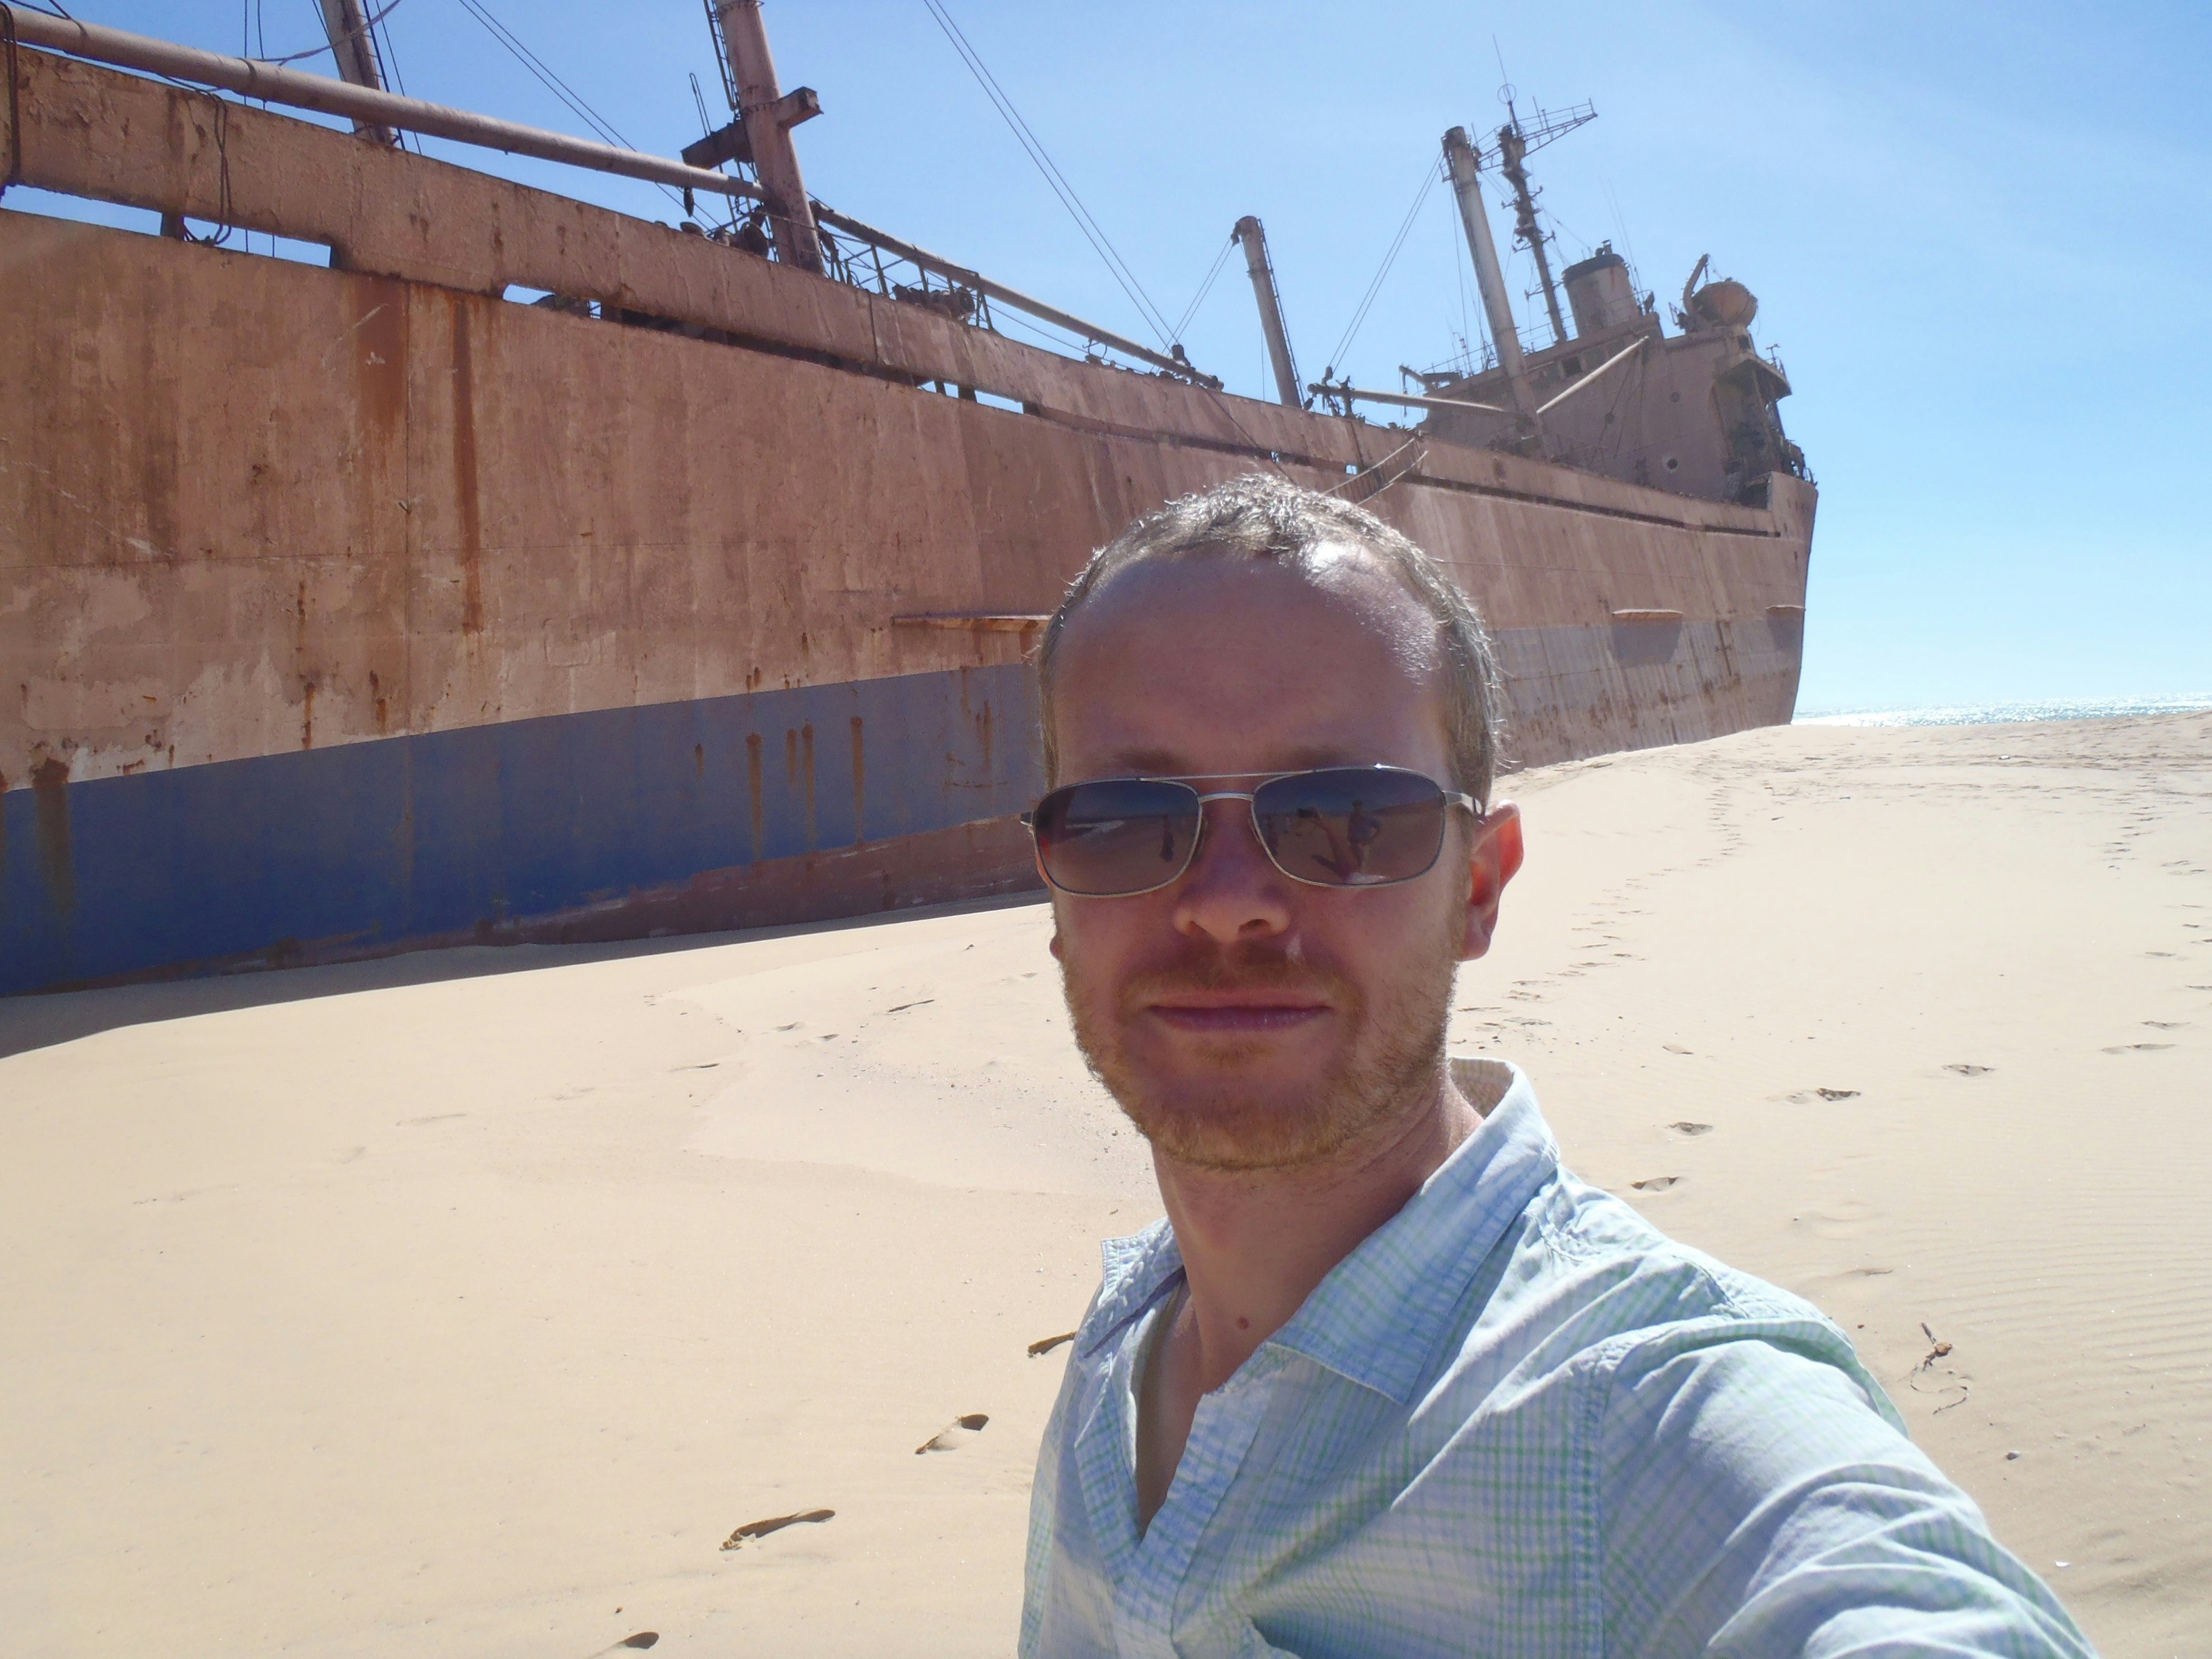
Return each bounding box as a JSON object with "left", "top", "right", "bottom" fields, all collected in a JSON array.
[
  {"left": 451, "top": 0, "right": 682, "bottom": 207},
  {"left": 917, "top": 0, "right": 1174, "bottom": 348},
  {"left": 1594, "top": 344, "right": 1642, "bottom": 466},
  {"left": 237, "top": 0, "right": 405, "bottom": 66},
  {"left": 1540, "top": 204, "right": 1595, "bottom": 261},
  {"left": 368, "top": 0, "right": 417, "bottom": 150},
  {"left": 994, "top": 306, "right": 1094, "bottom": 356},
  {"left": 685, "top": 69, "right": 741, "bottom": 228},
  {"left": 1323, "top": 155, "right": 1438, "bottom": 379},
  {"left": 453, "top": 0, "right": 630, "bottom": 149},
  {"left": 1170, "top": 231, "right": 1236, "bottom": 342}
]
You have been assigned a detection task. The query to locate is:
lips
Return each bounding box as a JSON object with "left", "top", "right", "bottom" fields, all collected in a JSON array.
[{"left": 1145, "top": 990, "right": 1334, "bottom": 1033}]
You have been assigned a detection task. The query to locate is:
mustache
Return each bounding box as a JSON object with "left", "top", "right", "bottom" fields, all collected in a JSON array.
[{"left": 1115, "top": 944, "right": 1359, "bottom": 1007}]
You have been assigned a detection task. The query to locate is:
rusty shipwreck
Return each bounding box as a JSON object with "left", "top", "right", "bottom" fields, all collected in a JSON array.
[{"left": 0, "top": 6, "right": 1814, "bottom": 995}]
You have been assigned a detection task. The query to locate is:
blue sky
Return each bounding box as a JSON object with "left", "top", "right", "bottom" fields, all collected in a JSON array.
[{"left": 17, "top": 1, "right": 2208, "bottom": 711}]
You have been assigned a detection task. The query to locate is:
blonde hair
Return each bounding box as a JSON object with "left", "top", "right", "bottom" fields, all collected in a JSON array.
[{"left": 1036, "top": 474, "right": 1505, "bottom": 804}]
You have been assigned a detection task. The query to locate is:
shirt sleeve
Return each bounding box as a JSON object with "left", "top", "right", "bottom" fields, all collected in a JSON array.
[{"left": 1595, "top": 1328, "right": 2098, "bottom": 1658}]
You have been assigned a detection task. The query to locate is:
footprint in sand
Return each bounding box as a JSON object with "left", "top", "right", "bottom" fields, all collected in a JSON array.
[
  {"left": 2103, "top": 1042, "right": 2175, "bottom": 1054},
  {"left": 1631, "top": 1175, "right": 1681, "bottom": 1192},
  {"left": 1814, "top": 1088, "right": 1860, "bottom": 1101},
  {"left": 1027, "top": 1330, "right": 1078, "bottom": 1357},
  {"left": 1668, "top": 1122, "right": 1714, "bottom": 1136},
  {"left": 1662, "top": 1044, "right": 1694, "bottom": 1056},
  {"left": 720, "top": 1509, "right": 834, "bottom": 1551},
  {"left": 2142, "top": 1021, "right": 2189, "bottom": 1030},
  {"left": 916, "top": 1413, "right": 990, "bottom": 1454},
  {"left": 583, "top": 1636, "right": 659, "bottom": 1656},
  {"left": 1944, "top": 1064, "right": 1994, "bottom": 1077}
]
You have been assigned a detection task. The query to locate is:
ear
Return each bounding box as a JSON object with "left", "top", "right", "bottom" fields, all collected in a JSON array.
[{"left": 1456, "top": 801, "right": 1523, "bottom": 962}]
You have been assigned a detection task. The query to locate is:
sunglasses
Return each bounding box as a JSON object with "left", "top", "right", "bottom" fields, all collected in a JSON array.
[{"left": 1023, "top": 765, "right": 1477, "bottom": 898}]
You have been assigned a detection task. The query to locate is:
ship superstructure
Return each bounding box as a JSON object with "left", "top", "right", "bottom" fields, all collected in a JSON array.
[
  {"left": 1310, "top": 101, "right": 1811, "bottom": 509},
  {"left": 1401, "top": 245, "right": 1807, "bottom": 508}
]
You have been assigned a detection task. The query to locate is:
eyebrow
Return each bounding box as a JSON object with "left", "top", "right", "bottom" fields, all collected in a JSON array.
[
  {"left": 1093, "top": 747, "right": 1185, "bottom": 777},
  {"left": 1094, "top": 744, "right": 1385, "bottom": 777}
]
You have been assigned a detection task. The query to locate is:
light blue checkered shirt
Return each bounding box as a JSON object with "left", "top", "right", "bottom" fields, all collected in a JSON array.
[{"left": 1021, "top": 1059, "right": 2093, "bottom": 1658}]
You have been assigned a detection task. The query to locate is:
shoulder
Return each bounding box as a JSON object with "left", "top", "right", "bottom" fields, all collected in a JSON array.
[
  {"left": 1497, "top": 1165, "right": 1877, "bottom": 1393},
  {"left": 1407, "top": 1160, "right": 1897, "bottom": 1484},
  {"left": 1496, "top": 1179, "right": 2089, "bottom": 1654}
]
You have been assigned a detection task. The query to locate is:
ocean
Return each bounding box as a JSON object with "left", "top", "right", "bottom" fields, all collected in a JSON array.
[{"left": 1795, "top": 696, "right": 2212, "bottom": 728}]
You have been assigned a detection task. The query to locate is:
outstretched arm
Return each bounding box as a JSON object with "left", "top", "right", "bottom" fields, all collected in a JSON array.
[{"left": 1600, "top": 1334, "right": 2095, "bottom": 1658}]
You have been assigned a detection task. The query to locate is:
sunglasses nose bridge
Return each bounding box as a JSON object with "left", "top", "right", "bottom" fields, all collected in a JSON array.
[{"left": 1179, "top": 790, "right": 1280, "bottom": 882}]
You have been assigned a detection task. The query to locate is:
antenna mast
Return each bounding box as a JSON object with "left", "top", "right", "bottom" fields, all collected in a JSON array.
[{"left": 1493, "top": 92, "right": 1595, "bottom": 348}]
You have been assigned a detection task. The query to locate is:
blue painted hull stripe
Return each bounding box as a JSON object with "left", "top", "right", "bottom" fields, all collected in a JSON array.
[{"left": 1, "top": 663, "right": 1040, "bottom": 994}]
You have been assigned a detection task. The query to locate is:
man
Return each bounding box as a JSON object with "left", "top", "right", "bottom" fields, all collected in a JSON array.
[{"left": 1019, "top": 476, "right": 2091, "bottom": 1658}]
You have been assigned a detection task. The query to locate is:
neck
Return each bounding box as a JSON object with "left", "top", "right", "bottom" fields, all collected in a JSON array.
[{"left": 1153, "top": 1059, "right": 1479, "bottom": 1393}]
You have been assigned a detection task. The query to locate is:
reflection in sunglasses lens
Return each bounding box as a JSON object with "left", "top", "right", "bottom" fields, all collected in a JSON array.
[
  {"left": 1036, "top": 779, "right": 1199, "bottom": 896},
  {"left": 1254, "top": 768, "right": 1446, "bottom": 887}
]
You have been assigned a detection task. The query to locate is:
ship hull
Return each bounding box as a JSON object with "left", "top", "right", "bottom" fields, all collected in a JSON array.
[{"left": 0, "top": 52, "right": 1811, "bottom": 994}]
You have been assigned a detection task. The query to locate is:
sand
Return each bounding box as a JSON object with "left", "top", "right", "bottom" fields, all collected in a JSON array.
[{"left": 3, "top": 712, "right": 2207, "bottom": 1658}]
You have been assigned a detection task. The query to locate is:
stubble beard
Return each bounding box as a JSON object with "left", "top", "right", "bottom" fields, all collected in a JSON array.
[{"left": 1061, "top": 922, "right": 1459, "bottom": 1174}]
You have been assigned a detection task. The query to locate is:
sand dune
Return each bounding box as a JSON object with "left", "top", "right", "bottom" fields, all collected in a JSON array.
[{"left": 3, "top": 713, "right": 2207, "bottom": 1656}]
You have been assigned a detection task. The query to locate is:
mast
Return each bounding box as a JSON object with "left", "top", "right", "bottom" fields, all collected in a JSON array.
[
  {"left": 710, "top": 1, "right": 824, "bottom": 273},
  {"left": 1441, "top": 126, "right": 1536, "bottom": 426},
  {"left": 317, "top": 0, "right": 398, "bottom": 145},
  {"left": 1496, "top": 121, "right": 1567, "bottom": 346},
  {"left": 1233, "top": 216, "right": 1301, "bottom": 408}
]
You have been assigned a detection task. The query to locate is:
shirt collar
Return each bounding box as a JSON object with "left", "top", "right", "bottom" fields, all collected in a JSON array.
[
  {"left": 1076, "top": 1057, "right": 1560, "bottom": 1404},
  {"left": 1269, "top": 1057, "right": 1555, "bottom": 1403},
  {"left": 1080, "top": 1216, "right": 1184, "bottom": 1361}
]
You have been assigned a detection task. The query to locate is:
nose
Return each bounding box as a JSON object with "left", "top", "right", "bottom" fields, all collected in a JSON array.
[{"left": 1170, "top": 796, "right": 1294, "bottom": 943}]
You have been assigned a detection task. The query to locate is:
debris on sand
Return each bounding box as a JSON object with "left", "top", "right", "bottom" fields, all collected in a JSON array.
[
  {"left": 916, "top": 1413, "right": 990, "bottom": 1454},
  {"left": 720, "top": 1509, "right": 835, "bottom": 1551}
]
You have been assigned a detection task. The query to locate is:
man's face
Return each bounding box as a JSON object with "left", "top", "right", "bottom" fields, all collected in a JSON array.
[{"left": 1045, "top": 548, "right": 1519, "bottom": 1174}]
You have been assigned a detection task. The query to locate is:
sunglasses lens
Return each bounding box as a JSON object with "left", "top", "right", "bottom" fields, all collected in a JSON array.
[
  {"left": 1254, "top": 766, "right": 1450, "bottom": 887},
  {"left": 1031, "top": 779, "right": 1201, "bottom": 896}
]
